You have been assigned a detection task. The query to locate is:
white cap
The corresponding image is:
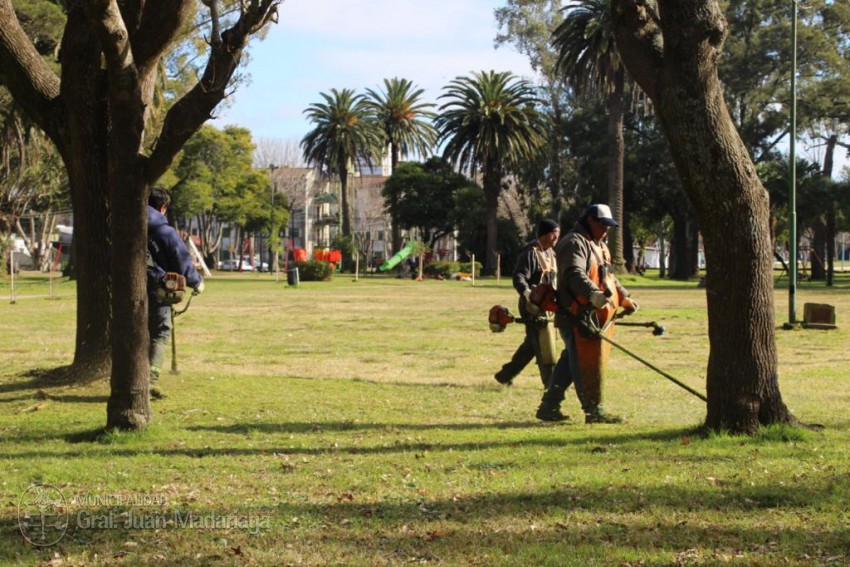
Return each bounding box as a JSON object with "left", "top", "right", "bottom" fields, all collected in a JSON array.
[{"left": 584, "top": 204, "right": 618, "bottom": 227}]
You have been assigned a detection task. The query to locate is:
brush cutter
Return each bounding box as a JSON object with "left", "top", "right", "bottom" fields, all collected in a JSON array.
[
  {"left": 488, "top": 303, "right": 706, "bottom": 402},
  {"left": 170, "top": 292, "right": 196, "bottom": 375},
  {"left": 611, "top": 314, "right": 666, "bottom": 336}
]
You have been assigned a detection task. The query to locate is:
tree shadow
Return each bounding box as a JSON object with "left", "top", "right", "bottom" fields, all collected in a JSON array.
[
  {"left": 5, "top": 426, "right": 697, "bottom": 457},
  {"left": 0, "top": 366, "right": 106, "bottom": 396},
  {"left": 3, "top": 482, "right": 844, "bottom": 564}
]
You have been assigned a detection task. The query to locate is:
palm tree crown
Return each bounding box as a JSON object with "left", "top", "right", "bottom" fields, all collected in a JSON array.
[
  {"left": 436, "top": 70, "right": 547, "bottom": 274},
  {"left": 365, "top": 77, "right": 437, "bottom": 173},
  {"left": 553, "top": 0, "right": 619, "bottom": 95},
  {"left": 301, "top": 88, "right": 382, "bottom": 237}
]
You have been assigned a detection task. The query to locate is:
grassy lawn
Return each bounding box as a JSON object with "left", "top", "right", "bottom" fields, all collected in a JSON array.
[{"left": 1, "top": 271, "right": 848, "bottom": 565}]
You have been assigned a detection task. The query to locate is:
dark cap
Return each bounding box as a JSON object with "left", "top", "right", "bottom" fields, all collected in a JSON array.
[
  {"left": 536, "top": 219, "right": 560, "bottom": 238},
  {"left": 583, "top": 204, "right": 618, "bottom": 227}
]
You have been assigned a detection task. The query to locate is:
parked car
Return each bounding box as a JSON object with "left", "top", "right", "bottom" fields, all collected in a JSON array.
[
  {"left": 218, "top": 256, "right": 269, "bottom": 272},
  {"left": 218, "top": 258, "right": 254, "bottom": 272}
]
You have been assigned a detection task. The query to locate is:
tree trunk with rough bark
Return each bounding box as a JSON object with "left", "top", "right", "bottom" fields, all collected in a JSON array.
[
  {"left": 613, "top": 0, "right": 795, "bottom": 433},
  {"left": 1, "top": 0, "right": 282, "bottom": 429}
]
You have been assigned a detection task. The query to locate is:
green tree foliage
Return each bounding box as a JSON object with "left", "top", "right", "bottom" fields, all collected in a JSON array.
[
  {"left": 382, "top": 158, "right": 475, "bottom": 248},
  {"left": 453, "top": 183, "right": 521, "bottom": 276},
  {"left": 301, "top": 88, "right": 383, "bottom": 238},
  {"left": 170, "top": 125, "right": 288, "bottom": 266},
  {"left": 494, "top": 0, "right": 572, "bottom": 217},
  {"left": 436, "top": 70, "right": 546, "bottom": 275}
]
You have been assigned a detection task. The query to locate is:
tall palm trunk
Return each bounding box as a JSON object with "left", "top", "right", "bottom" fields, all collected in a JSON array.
[
  {"left": 607, "top": 68, "right": 627, "bottom": 274},
  {"left": 389, "top": 145, "right": 402, "bottom": 254},
  {"left": 482, "top": 160, "right": 501, "bottom": 275},
  {"left": 338, "top": 158, "right": 353, "bottom": 239},
  {"left": 822, "top": 134, "right": 837, "bottom": 287}
]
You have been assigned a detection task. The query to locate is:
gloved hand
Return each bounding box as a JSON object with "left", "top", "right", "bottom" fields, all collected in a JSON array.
[
  {"left": 621, "top": 297, "right": 639, "bottom": 315},
  {"left": 523, "top": 288, "right": 540, "bottom": 315},
  {"left": 193, "top": 280, "right": 205, "bottom": 296},
  {"left": 590, "top": 290, "right": 611, "bottom": 309}
]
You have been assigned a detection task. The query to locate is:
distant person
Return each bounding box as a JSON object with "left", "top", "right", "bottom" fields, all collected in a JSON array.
[
  {"left": 147, "top": 187, "right": 204, "bottom": 399},
  {"left": 537, "top": 204, "right": 638, "bottom": 424},
  {"left": 494, "top": 219, "right": 561, "bottom": 395}
]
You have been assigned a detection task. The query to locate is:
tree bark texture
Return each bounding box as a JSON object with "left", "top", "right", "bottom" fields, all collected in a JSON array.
[
  {"left": 613, "top": 0, "right": 794, "bottom": 433},
  {"left": 1, "top": 0, "right": 281, "bottom": 429}
]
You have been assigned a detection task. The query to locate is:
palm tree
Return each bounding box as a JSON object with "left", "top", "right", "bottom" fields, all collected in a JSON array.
[
  {"left": 553, "top": 0, "right": 628, "bottom": 273},
  {"left": 301, "top": 88, "right": 382, "bottom": 237},
  {"left": 436, "top": 70, "right": 547, "bottom": 275},
  {"left": 365, "top": 77, "right": 438, "bottom": 253}
]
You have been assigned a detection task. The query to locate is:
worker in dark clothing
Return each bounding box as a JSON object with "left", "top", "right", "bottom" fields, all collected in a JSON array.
[
  {"left": 147, "top": 187, "right": 204, "bottom": 399},
  {"left": 494, "top": 219, "right": 561, "bottom": 395},
  {"left": 537, "top": 204, "right": 638, "bottom": 423}
]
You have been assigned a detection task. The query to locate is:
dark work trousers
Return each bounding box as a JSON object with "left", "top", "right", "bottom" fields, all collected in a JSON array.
[
  {"left": 539, "top": 327, "right": 577, "bottom": 411},
  {"left": 148, "top": 301, "right": 172, "bottom": 384},
  {"left": 495, "top": 321, "right": 553, "bottom": 388}
]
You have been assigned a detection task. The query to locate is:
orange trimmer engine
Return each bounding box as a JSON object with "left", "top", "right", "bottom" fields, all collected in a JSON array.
[
  {"left": 529, "top": 282, "right": 559, "bottom": 313},
  {"left": 488, "top": 305, "right": 517, "bottom": 333}
]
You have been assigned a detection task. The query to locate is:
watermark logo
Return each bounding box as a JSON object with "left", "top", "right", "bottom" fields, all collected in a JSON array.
[{"left": 18, "top": 483, "right": 69, "bottom": 546}]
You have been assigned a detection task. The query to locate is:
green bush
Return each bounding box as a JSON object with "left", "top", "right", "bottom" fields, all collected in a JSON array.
[
  {"left": 424, "top": 260, "right": 460, "bottom": 278},
  {"left": 295, "top": 260, "right": 333, "bottom": 281},
  {"left": 459, "top": 261, "right": 482, "bottom": 277}
]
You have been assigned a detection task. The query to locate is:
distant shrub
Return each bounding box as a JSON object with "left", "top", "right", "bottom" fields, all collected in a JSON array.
[
  {"left": 459, "top": 261, "right": 482, "bottom": 277},
  {"left": 424, "top": 261, "right": 460, "bottom": 278},
  {"left": 295, "top": 260, "right": 333, "bottom": 281}
]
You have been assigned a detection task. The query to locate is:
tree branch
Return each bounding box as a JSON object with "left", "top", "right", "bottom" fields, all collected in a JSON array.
[
  {"left": 0, "top": 0, "right": 62, "bottom": 139},
  {"left": 131, "top": 0, "right": 195, "bottom": 77},
  {"left": 612, "top": 0, "right": 664, "bottom": 100},
  {"left": 145, "top": 0, "right": 282, "bottom": 183}
]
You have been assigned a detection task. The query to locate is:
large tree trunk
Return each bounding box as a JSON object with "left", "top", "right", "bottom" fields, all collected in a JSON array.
[
  {"left": 106, "top": 176, "right": 151, "bottom": 429},
  {"left": 607, "top": 69, "right": 627, "bottom": 274},
  {"left": 61, "top": 8, "right": 113, "bottom": 379},
  {"left": 614, "top": 0, "right": 794, "bottom": 433}
]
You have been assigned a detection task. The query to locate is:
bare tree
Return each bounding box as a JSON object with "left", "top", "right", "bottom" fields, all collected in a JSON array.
[{"left": 255, "top": 136, "right": 305, "bottom": 168}]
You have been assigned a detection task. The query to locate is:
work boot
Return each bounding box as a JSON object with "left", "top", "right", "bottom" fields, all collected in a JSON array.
[
  {"left": 536, "top": 406, "right": 570, "bottom": 422},
  {"left": 493, "top": 371, "right": 513, "bottom": 386},
  {"left": 150, "top": 385, "right": 166, "bottom": 400},
  {"left": 584, "top": 406, "right": 622, "bottom": 424}
]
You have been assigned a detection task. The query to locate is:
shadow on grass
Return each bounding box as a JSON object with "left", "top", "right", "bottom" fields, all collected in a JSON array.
[
  {"left": 5, "top": 427, "right": 703, "bottom": 459},
  {"left": 182, "top": 421, "right": 694, "bottom": 438},
  {"left": 0, "top": 365, "right": 107, "bottom": 397},
  {"left": 2, "top": 482, "right": 846, "bottom": 564}
]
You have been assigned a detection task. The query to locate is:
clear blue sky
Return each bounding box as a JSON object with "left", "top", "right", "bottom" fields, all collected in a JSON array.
[{"left": 215, "top": 0, "right": 534, "bottom": 143}]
